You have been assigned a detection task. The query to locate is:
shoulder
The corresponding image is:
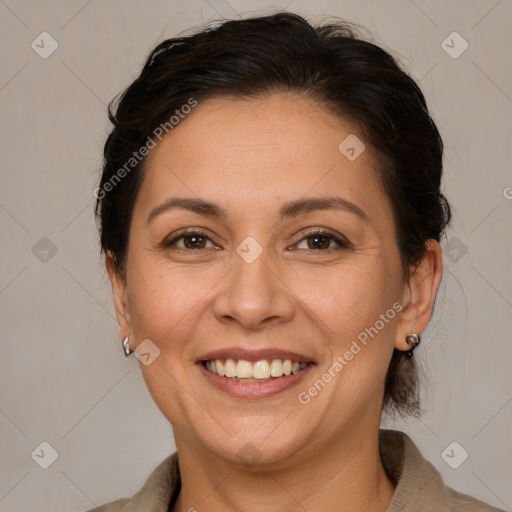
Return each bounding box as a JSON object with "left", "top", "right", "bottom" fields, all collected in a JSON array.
[
  {"left": 442, "top": 486, "right": 506, "bottom": 511},
  {"left": 84, "top": 497, "right": 129, "bottom": 512},
  {"left": 379, "top": 429, "right": 505, "bottom": 512},
  {"left": 83, "top": 451, "right": 180, "bottom": 512}
]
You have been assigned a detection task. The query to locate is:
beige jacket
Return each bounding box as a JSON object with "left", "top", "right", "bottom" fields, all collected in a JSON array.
[{"left": 86, "top": 429, "right": 504, "bottom": 511}]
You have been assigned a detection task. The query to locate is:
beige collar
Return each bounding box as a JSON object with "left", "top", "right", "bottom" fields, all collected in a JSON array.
[{"left": 100, "top": 429, "right": 501, "bottom": 512}]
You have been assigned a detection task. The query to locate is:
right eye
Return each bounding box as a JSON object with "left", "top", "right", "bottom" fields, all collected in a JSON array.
[{"left": 163, "top": 230, "right": 217, "bottom": 250}]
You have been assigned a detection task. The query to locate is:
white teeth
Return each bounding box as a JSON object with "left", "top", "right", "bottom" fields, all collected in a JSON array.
[
  {"left": 204, "top": 358, "right": 307, "bottom": 380},
  {"left": 270, "top": 359, "right": 283, "bottom": 377},
  {"left": 215, "top": 359, "right": 224, "bottom": 377},
  {"left": 253, "top": 360, "right": 271, "bottom": 379},
  {"left": 224, "top": 358, "right": 237, "bottom": 377},
  {"left": 235, "top": 360, "right": 253, "bottom": 378}
]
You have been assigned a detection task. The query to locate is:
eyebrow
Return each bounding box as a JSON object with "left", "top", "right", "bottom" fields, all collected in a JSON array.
[{"left": 146, "top": 196, "right": 369, "bottom": 225}]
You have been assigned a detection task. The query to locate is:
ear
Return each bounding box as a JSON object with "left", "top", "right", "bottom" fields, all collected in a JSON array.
[
  {"left": 105, "top": 250, "right": 132, "bottom": 343},
  {"left": 395, "top": 239, "right": 443, "bottom": 352}
]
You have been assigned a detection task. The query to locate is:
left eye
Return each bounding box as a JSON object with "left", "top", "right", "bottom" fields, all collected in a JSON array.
[{"left": 295, "top": 232, "right": 348, "bottom": 251}]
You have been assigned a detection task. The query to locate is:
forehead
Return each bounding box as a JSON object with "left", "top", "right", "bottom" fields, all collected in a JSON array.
[{"left": 136, "top": 93, "right": 392, "bottom": 224}]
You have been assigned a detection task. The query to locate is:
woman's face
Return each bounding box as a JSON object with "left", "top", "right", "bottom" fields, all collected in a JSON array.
[{"left": 111, "top": 93, "right": 415, "bottom": 465}]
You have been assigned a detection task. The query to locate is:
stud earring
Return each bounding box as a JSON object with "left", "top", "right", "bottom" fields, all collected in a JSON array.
[
  {"left": 122, "top": 336, "right": 133, "bottom": 357},
  {"left": 405, "top": 332, "right": 421, "bottom": 359}
]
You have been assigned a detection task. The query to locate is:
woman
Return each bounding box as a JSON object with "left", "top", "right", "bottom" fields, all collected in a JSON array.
[{"left": 89, "top": 12, "right": 503, "bottom": 512}]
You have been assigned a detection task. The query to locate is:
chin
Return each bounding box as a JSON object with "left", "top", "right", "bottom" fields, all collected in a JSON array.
[{"left": 191, "top": 415, "right": 312, "bottom": 468}]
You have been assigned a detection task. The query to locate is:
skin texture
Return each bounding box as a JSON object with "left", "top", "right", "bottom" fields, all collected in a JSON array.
[{"left": 106, "top": 93, "right": 443, "bottom": 511}]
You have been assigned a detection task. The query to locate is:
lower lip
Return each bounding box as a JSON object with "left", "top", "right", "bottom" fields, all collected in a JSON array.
[{"left": 197, "top": 362, "right": 314, "bottom": 399}]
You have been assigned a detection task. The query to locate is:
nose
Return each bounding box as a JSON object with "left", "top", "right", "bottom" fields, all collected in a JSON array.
[{"left": 213, "top": 246, "right": 295, "bottom": 331}]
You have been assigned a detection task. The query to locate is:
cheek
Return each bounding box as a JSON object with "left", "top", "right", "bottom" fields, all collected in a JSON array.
[
  {"left": 125, "top": 260, "right": 213, "bottom": 429},
  {"left": 126, "top": 260, "right": 204, "bottom": 346},
  {"left": 293, "top": 260, "right": 401, "bottom": 408},
  {"left": 298, "top": 266, "right": 399, "bottom": 403},
  {"left": 293, "top": 260, "right": 398, "bottom": 343}
]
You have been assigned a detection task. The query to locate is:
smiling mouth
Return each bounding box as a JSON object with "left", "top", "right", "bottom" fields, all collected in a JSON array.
[{"left": 202, "top": 358, "right": 309, "bottom": 382}]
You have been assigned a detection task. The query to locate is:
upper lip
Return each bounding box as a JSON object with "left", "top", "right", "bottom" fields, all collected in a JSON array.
[{"left": 196, "top": 347, "right": 314, "bottom": 364}]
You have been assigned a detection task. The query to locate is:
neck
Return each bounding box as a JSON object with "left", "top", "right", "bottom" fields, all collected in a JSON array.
[{"left": 172, "top": 423, "right": 396, "bottom": 512}]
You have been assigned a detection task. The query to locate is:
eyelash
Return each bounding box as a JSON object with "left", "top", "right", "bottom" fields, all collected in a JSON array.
[{"left": 162, "top": 228, "right": 351, "bottom": 252}]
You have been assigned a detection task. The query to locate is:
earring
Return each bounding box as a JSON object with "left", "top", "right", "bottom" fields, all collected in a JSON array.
[
  {"left": 122, "top": 336, "right": 133, "bottom": 357},
  {"left": 405, "top": 332, "right": 421, "bottom": 359}
]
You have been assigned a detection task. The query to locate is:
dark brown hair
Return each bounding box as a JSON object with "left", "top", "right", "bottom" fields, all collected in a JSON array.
[{"left": 95, "top": 12, "right": 451, "bottom": 416}]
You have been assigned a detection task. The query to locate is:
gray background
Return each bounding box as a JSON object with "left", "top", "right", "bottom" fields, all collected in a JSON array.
[{"left": 0, "top": 1, "right": 511, "bottom": 510}]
